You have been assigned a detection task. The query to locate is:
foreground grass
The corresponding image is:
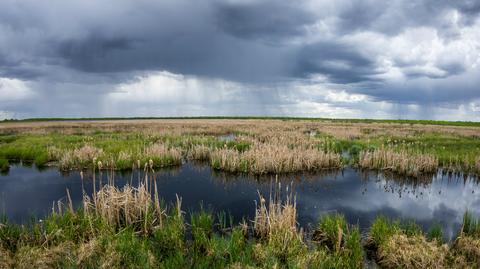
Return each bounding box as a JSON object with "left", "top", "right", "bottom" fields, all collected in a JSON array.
[
  {"left": 0, "top": 177, "right": 365, "bottom": 269},
  {"left": 366, "top": 212, "right": 480, "bottom": 268},
  {"left": 1, "top": 175, "right": 479, "bottom": 268}
]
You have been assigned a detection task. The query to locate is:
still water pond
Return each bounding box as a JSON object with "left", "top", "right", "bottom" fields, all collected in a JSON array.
[{"left": 1, "top": 164, "right": 479, "bottom": 239}]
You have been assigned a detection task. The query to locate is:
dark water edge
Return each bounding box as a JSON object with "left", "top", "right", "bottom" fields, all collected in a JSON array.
[{"left": 1, "top": 163, "right": 479, "bottom": 240}]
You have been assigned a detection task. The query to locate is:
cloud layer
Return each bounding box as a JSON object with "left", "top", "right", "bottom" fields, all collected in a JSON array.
[{"left": 0, "top": 0, "right": 479, "bottom": 120}]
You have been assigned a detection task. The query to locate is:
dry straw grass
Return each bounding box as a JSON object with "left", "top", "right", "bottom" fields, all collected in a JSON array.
[
  {"left": 452, "top": 236, "right": 480, "bottom": 265},
  {"left": 0, "top": 246, "right": 13, "bottom": 268},
  {"left": 82, "top": 169, "right": 172, "bottom": 234},
  {"left": 212, "top": 144, "right": 341, "bottom": 174},
  {"left": 56, "top": 145, "right": 104, "bottom": 170},
  {"left": 144, "top": 143, "right": 181, "bottom": 160},
  {"left": 359, "top": 148, "right": 438, "bottom": 177},
  {"left": 253, "top": 181, "right": 301, "bottom": 244},
  {"left": 187, "top": 144, "right": 211, "bottom": 161},
  {"left": 377, "top": 234, "right": 448, "bottom": 269},
  {"left": 13, "top": 242, "right": 76, "bottom": 269},
  {"left": 2, "top": 118, "right": 479, "bottom": 138}
]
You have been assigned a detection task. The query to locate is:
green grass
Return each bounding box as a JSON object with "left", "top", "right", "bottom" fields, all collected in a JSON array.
[
  {"left": 0, "top": 158, "right": 9, "bottom": 173},
  {"left": 316, "top": 132, "right": 480, "bottom": 173},
  {"left": 461, "top": 211, "right": 480, "bottom": 237},
  {"left": 313, "top": 214, "right": 363, "bottom": 268},
  {"left": 2, "top": 206, "right": 480, "bottom": 268},
  {"left": 0, "top": 208, "right": 343, "bottom": 268}
]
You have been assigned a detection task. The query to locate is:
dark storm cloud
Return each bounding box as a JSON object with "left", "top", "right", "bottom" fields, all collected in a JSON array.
[
  {"left": 214, "top": 0, "right": 315, "bottom": 41},
  {"left": 352, "top": 65, "right": 480, "bottom": 104},
  {"left": 335, "top": 0, "right": 480, "bottom": 35},
  {"left": 0, "top": 0, "right": 479, "bottom": 119},
  {"left": 295, "top": 41, "right": 382, "bottom": 83},
  {"left": 58, "top": 36, "right": 133, "bottom": 73}
]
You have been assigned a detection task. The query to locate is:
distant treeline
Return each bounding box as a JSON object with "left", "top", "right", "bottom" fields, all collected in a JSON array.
[{"left": 1, "top": 116, "right": 480, "bottom": 127}]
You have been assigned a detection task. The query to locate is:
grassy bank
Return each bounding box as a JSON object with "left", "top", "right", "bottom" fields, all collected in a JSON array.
[
  {"left": 1, "top": 174, "right": 479, "bottom": 268},
  {"left": 0, "top": 119, "right": 479, "bottom": 176},
  {"left": 366, "top": 212, "right": 480, "bottom": 268}
]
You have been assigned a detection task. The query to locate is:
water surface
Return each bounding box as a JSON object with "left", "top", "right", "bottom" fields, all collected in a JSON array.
[{"left": 1, "top": 164, "right": 479, "bottom": 239}]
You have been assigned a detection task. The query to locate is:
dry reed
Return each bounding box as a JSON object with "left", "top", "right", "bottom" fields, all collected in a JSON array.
[
  {"left": 253, "top": 181, "right": 300, "bottom": 242},
  {"left": 452, "top": 236, "right": 480, "bottom": 265},
  {"left": 359, "top": 148, "right": 438, "bottom": 177},
  {"left": 82, "top": 171, "right": 166, "bottom": 234},
  {"left": 144, "top": 143, "right": 181, "bottom": 160},
  {"left": 57, "top": 145, "right": 104, "bottom": 170},
  {"left": 187, "top": 144, "right": 211, "bottom": 161},
  {"left": 211, "top": 144, "right": 341, "bottom": 174},
  {"left": 377, "top": 234, "right": 448, "bottom": 269}
]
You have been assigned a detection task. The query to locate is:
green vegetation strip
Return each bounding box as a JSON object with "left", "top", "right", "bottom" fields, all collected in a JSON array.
[
  {"left": 1, "top": 204, "right": 479, "bottom": 268},
  {"left": 2, "top": 116, "right": 480, "bottom": 127}
]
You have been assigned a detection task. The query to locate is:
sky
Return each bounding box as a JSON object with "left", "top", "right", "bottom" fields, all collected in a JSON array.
[{"left": 1, "top": 0, "right": 480, "bottom": 120}]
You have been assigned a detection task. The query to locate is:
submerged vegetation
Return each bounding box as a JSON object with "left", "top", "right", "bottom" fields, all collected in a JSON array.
[{"left": 0, "top": 118, "right": 479, "bottom": 177}]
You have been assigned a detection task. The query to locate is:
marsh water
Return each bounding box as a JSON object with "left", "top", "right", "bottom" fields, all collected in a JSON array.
[{"left": 1, "top": 163, "right": 479, "bottom": 239}]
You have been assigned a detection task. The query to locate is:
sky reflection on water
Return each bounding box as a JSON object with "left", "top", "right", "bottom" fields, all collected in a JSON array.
[{"left": 1, "top": 164, "right": 479, "bottom": 239}]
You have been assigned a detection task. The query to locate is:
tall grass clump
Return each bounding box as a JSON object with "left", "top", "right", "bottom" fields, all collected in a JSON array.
[
  {"left": 450, "top": 211, "right": 480, "bottom": 266},
  {"left": 367, "top": 216, "right": 449, "bottom": 268},
  {"left": 211, "top": 143, "right": 342, "bottom": 174},
  {"left": 57, "top": 145, "right": 104, "bottom": 170},
  {"left": 82, "top": 173, "right": 166, "bottom": 235},
  {"left": 143, "top": 143, "right": 182, "bottom": 168},
  {"left": 359, "top": 147, "right": 438, "bottom": 178},
  {"left": 312, "top": 214, "right": 363, "bottom": 268},
  {"left": 253, "top": 181, "right": 305, "bottom": 263},
  {"left": 187, "top": 144, "right": 211, "bottom": 161}
]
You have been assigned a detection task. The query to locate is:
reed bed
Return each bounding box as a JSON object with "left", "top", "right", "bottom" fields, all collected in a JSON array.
[
  {"left": 359, "top": 148, "right": 438, "bottom": 177},
  {"left": 1, "top": 118, "right": 479, "bottom": 176},
  {"left": 57, "top": 145, "right": 104, "bottom": 170},
  {"left": 253, "top": 182, "right": 298, "bottom": 239},
  {"left": 82, "top": 182, "right": 165, "bottom": 235},
  {"left": 187, "top": 144, "right": 211, "bottom": 161},
  {"left": 211, "top": 144, "right": 342, "bottom": 174},
  {"left": 53, "top": 142, "right": 182, "bottom": 171},
  {"left": 143, "top": 143, "right": 182, "bottom": 168}
]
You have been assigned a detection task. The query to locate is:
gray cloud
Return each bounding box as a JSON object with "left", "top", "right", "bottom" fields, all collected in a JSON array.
[
  {"left": 0, "top": 0, "right": 479, "bottom": 119},
  {"left": 214, "top": 0, "right": 315, "bottom": 41},
  {"left": 295, "top": 41, "right": 383, "bottom": 83}
]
